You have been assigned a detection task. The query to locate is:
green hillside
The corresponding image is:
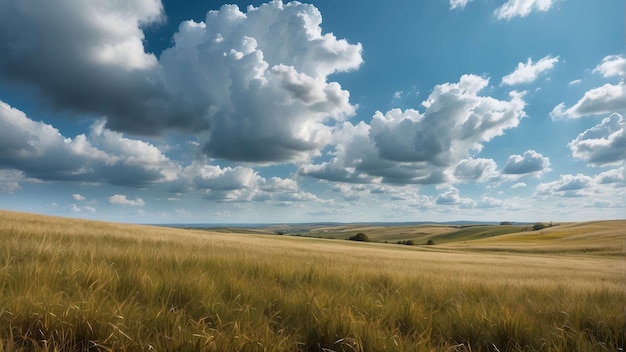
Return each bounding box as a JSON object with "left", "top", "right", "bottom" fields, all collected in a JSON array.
[{"left": 428, "top": 225, "right": 527, "bottom": 244}]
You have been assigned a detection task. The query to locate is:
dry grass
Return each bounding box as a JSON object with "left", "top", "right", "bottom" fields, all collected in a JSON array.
[
  {"left": 449, "top": 221, "right": 626, "bottom": 256},
  {"left": 0, "top": 210, "right": 624, "bottom": 351}
]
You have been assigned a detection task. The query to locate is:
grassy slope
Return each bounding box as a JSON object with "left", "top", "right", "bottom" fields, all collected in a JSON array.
[
  {"left": 427, "top": 225, "right": 527, "bottom": 244},
  {"left": 447, "top": 221, "right": 626, "bottom": 255},
  {"left": 300, "top": 224, "right": 457, "bottom": 243},
  {"left": 0, "top": 210, "right": 624, "bottom": 351}
]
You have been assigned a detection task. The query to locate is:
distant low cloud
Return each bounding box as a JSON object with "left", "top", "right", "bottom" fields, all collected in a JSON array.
[
  {"left": 476, "top": 196, "right": 505, "bottom": 209},
  {"left": 535, "top": 174, "right": 592, "bottom": 197},
  {"left": 0, "top": 169, "right": 24, "bottom": 193},
  {"left": 72, "top": 194, "right": 86, "bottom": 201},
  {"left": 593, "top": 54, "right": 626, "bottom": 78},
  {"left": 109, "top": 194, "right": 145, "bottom": 207},
  {"left": 535, "top": 168, "right": 625, "bottom": 198},
  {"left": 551, "top": 82, "right": 626, "bottom": 119},
  {"left": 71, "top": 204, "right": 95, "bottom": 213},
  {"left": 173, "top": 159, "right": 319, "bottom": 203},
  {"left": 501, "top": 55, "right": 559, "bottom": 86},
  {"left": 568, "top": 113, "right": 626, "bottom": 166},
  {"left": 502, "top": 150, "right": 550, "bottom": 175},
  {"left": 494, "top": 0, "right": 556, "bottom": 20}
]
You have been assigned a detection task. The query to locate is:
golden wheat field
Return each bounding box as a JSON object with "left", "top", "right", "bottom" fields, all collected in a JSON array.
[{"left": 0, "top": 210, "right": 624, "bottom": 351}]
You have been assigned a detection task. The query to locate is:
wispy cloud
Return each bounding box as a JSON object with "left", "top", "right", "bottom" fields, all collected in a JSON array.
[
  {"left": 449, "top": 0, "right": 472, "bottom": 10},
  {"left": 501, "top": 55, "right": 559, "bottom": 86},
  {"left": 495, "top": 0, "right": 556, "bottom": 20}
]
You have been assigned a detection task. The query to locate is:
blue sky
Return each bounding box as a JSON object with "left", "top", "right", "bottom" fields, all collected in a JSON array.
[{"left": 0, "top": 0, "right": 624, "bottom": 224}]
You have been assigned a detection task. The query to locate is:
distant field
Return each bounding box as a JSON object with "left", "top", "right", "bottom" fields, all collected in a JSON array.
[{"left": 0, "top": 211, "right": 623, "bottom": 351}]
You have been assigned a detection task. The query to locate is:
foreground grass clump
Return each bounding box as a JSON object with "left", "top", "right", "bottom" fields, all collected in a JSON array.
[{"left": 0, "top": 211, "right": 624, "bottom": 351}]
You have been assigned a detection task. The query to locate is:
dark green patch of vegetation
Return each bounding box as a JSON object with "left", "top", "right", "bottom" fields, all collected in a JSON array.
[
  {"left": 396, "top": 240, "right": 415, "bottom": 245},
  {"left": 532, "top": 223, "right": 545, "bottom": 231},
  {"left": 430, "top": 225, "right": 525, "bottom": 244},
  {"left": 348, "top": 232, "right": 369, "bottom": 242}
]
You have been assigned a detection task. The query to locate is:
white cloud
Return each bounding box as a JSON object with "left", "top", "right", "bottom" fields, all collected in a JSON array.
[
  {"left": 159, "top": 2, "right": 362, "bottom": 162},
  {"left": 0, "top": 0, "right": 166, "bottom": 132},
  {"left": 595, "top": 167, "right": 624, "bottom": 185},
  {"left": 0, "top": 100, "right": 179, "bottom": 187},
  {"left": 71, "top": 204, "right": 96, "bottom": 213},
  {"left": 301, "top": 75, "right": 527, "bottom": 185},
  {"left": 502, "top": 150, "right": 550, "bottom": 175},
  {"left": 535, "top": 174, "right": 593, "bottom": 197},
  {"left": 568, "top": 113, "right": 626, "bottom": 166},
  {"left": 535, "top": 169, "right": 625, "bottom": 199},
  {"left": 495, "top": 0, "right": 556, "bottom": 20},
  {"left": 501, "top": 55, "right": 559, "bottom": 86},
  {"left": 593, "top": 54, "right": 626, "bottom": 78},
  {"left": 109, "top": 194, "right": 145, "bottom": 206},
  {"left": 72, "top": 194, "right": 86, "bottom": 201},
  {"left": 172, "top": 159, "right": 319, "bottom": 204},
  {"left": 476, "top": 196, "right": 505, "bottom": 209},
  {"left": 450, "top": 0, "right": 472, "bottom": 10},
  {"left": 0, "top": 0, "right": 163, "bottom": 71},
  {"left": 453, "top": 158, "right": 499, "bottom": 182},
  {"left": 568, "top": 79, "right": 582, "bottom": 86},
  {"left": 0, "top": 1, "right": 362, "bottom": 164},
  {"left": 436, "top": 187, "right": 476, "bottom": 207},
  {"left": 551, "top": 82, "right": 626, "bottom": 119},
  {"left": 511, "top": 182, "right": 527, "bottom": 189},
  {"left": 0, "top": 169, "right": 25, "bottom": 193}
]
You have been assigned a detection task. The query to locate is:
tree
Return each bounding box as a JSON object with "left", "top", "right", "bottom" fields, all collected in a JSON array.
[
  {"left": 348, "top": 233, "right": 369, "bottom": 242},
  {"left": 532, "top": 223, "right": 545, "bottom": 231}
]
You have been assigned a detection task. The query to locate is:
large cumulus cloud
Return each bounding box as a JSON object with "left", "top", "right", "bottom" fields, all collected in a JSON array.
[
  {"left": 300, "top": 75, "right": 527, "bottom": 185},
  {"left": 0, "top": 0, "right": 362, "bottom": 163},
  {"left": 0, "top": 100, "right": 179, "bottom": 187},
  {"left": 159, "top": 2, "right": 361, "bottom": 162},
  {"left": 0, "top": 0, "right": 179, "bottom": 134}
]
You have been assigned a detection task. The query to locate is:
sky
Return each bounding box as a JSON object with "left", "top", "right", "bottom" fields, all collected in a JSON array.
[{"left": 0, "top": 0, "right": 624, "bottom": 224}]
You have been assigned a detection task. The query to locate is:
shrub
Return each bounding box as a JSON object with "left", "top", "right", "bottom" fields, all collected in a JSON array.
[
  {"left": 532, "top": 223, "right": 545, "bottom": 231},
  {"left": 425, "top": 239, "right": 435, "bottom": 245},
  {"left": 348, "top": 233, "right": 369, "bottom": 242},
  {"left": 396, "top": 240, "right": 415, "bottom": 246}
]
